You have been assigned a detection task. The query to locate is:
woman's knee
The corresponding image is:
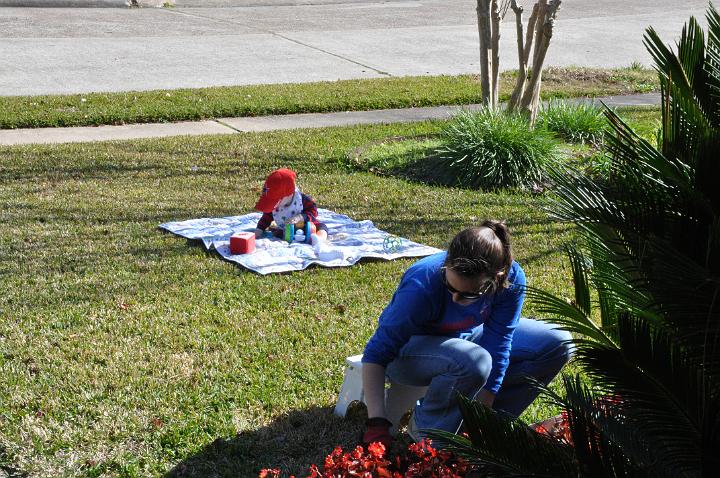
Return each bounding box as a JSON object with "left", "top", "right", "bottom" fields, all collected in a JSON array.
[
  {"left": 455, "top": 345, "right": 492, "bottom": 381},
  {"left": 548, "top": 327, "right": 574, "bottom": 364}
]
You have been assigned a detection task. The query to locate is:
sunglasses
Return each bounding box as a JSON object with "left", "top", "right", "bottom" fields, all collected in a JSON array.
[{"left": 441, "top": 268, "right": 494, "bottom": 300}]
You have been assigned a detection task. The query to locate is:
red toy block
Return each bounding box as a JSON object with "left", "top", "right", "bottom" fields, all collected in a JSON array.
[{"left": 230, "top": 232, "right": 256, "bottom": 254}]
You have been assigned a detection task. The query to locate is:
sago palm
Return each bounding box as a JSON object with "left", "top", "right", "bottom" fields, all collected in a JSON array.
[{"left": 428, "top": 5, "right": 720, "bottom": 477}]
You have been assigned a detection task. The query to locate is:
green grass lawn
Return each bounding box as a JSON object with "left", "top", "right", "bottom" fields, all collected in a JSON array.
[
  {"left": 0, "top": 108, "right": 659, "bottom": 477},
  {"left": 0, "top": 67, "right": 658, "bottom": 130}
]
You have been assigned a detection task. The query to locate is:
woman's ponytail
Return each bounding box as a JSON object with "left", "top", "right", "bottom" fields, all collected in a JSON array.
[{"left": 481, "top": 220, "right": 513, "bottom": 261}]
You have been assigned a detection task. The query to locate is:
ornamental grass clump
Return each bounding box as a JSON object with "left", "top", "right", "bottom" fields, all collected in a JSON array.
[
  {"left": 539, "top": 100, "right": 608, "bottom": 145},
  {"left": 436, "top": 108, "right": 559, "bottom": 190}
]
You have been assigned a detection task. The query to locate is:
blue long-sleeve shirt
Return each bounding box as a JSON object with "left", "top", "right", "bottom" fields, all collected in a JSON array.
[{"left": 362, "top": 251, "right": 526, "bottom": 394}]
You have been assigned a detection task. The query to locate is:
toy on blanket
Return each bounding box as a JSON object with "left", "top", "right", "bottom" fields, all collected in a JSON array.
[
  {"left": 253, "top": 168, "right": 329, "bottom": 242},
  {"left": 383, "top": 235, "right": 403, "bottom": 253},
  {"left": 230, "top": 231, "right": 256, "bottom": 254},
  {"left": 284, "top": 221, "right": 317, "bottom": 244}
]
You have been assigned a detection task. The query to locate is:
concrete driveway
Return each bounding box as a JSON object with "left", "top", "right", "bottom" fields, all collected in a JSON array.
[{"left": 0, "top": 0, "right": 708, "bottom": 95}]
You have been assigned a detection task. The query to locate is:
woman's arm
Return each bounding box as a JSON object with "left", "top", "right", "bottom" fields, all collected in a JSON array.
[
  {"left": 362, "top": 363, "right": 388, "bottom": 418},
  {"left": 361, "top": 255, "right": 444, "bottom": 428},
  {"left": 361, "top": 362, "right": 394, "bottom": 447},
  {"left": 362, "top": 277, "right": 438, "bottom": 367},
  {"left": 479, "top": 264, "right": 526, "bottom": 394}
]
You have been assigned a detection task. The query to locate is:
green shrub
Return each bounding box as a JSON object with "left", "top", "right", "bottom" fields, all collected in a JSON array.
[
  {"left": 539, "top": 100, "right": 608, "bottom": 145},
  {"left": 577, "top": 150, "right": 612, "bottom": 181},
  {"left": 436, "top": 108, "right": 559, "bottom": 190}
]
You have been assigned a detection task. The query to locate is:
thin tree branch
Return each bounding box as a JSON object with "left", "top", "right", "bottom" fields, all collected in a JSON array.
[
  {"left": 520, "top": 0, "right": 561, "bottom": 123},
  {"left": 523, "top": 1, "right": 539, "bottom": 65},
  {"left": 508, "top": 0, "right": 526, "bottom": 111}
]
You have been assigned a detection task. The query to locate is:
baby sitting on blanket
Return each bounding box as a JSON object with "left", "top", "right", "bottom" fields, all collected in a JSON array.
[{"left": 254, "top": 168, "right": 329, "bottom": 244}]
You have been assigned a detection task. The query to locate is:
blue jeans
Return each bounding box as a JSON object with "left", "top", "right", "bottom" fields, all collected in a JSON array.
[{"left": 385, "top": 318, "right": 573, "bottom": 434}]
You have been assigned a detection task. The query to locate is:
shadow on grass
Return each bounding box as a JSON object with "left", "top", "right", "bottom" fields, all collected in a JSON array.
[
  {"left": 317, "top": 203, "right": 557, "bottom": 245},
  {"left": 0, "top": 447, "right": 27, "bottom": 478},
  {"left": 342, "top": 134, "right": 457, "bottom": 187},
  {"left": 165, "top": 404, "right": 368, "bottom": 478},
  {"left": 519, "top": 245, "right": 567, "bottom": 267},
  {"left": 0, "top": 161, "right": 163, "bottom": 182}
]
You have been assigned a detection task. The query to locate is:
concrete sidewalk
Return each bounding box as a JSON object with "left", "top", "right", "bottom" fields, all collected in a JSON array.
[{"left": 0, "top": 93, "right": 660, "bottom": 146}]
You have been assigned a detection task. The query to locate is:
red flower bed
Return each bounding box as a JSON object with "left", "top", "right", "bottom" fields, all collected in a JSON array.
[
  {"left": 260, "top": 439, "right": 468, "bottom": 478},
  {"left": 529, "top": 412, "right": 572, "bottom": 444},
  {"left": 529, "top": 396, "right": 626, "bottom": 446}
]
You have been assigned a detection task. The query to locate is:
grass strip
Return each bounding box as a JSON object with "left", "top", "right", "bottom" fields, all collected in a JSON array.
[
  {"left": 0, "top": 108, "right": 658, "bottom": 476},
  {"left": 0, "top": 67, "right": 658, "bottom": 130}
]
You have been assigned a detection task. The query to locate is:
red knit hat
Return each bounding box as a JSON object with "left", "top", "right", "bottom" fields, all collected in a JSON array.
[{"left": 254, "top": 168, "right": 297, "bottom": 212}]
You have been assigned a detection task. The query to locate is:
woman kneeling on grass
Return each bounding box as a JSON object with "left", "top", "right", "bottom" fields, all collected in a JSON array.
[{"left": 361, "top": 220, "right": 573, "bottom": 447}]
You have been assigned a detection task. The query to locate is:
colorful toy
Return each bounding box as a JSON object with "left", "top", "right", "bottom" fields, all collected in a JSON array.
[
  {"left": 230, "top": 231, "right": 256, "bottom": 254},
  {"left": 284, "top": 223, "right": 295, "bottom": 242},
  {"left": 284, "top": 221, "right": 317, "bottom": 244}
]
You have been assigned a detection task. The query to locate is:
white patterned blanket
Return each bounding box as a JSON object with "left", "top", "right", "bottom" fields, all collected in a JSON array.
[{"left": 159, "top": 209, "right": 441, "bottom": 275}]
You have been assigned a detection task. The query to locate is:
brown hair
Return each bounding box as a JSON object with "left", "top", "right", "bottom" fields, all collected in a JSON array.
[{"left": 444, "top": 220, "right": 513, "bottom": 290}]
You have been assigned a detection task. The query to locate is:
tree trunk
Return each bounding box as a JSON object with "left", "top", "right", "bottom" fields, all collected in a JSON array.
[
  {"left": 519, "top": 0, "right": 561, "bottom": 124},
  {"left": 490, "top": 0, "right": 502, "bottom": 107},
  {"left": 477, "top": 0, "right": 493, "bottom": 107},
  {"left": 478, "top": 0, "right": 560, "bottom": 118}
]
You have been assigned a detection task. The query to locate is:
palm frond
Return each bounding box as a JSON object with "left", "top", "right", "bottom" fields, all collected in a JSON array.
[
  {"left": 705, "top": 5, "right": 720, "bottom": 124},
  {"left": 603, "top": 107, "right": 692, "bottom": 191},
  {"left": 677, "top": 16, "right": 711, "bottom": 113},
  {"left": 524, "top": 285, "right": 614, "bottom": 346},
  {"left": 539, "top": 376, "right": 647, "bottom": 477},
  {"left": 547, "top": 164, "right": 626, "bottom": 227},
  {"left": 584, "top": 106, "right": 720, "bottom": 286},
  {"left": 645, "top": 24, "right": 713, "bottom": 166},
  {"left": 566, "top": 245, "right": 592, "bottom": 317},
  {"left": 566, "top": 315, "right": 715, "bottom": 476},
  {"left": 425, "top": 395, "right": 577, "bottom": 477}
]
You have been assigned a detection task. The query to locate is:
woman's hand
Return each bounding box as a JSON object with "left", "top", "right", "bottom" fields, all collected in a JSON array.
[
  {"left": 477, "top": 388, "right": 496, "bottom": 408},
  {"left": 362, "top": 417, "right": 393, "bottom": 449}
]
